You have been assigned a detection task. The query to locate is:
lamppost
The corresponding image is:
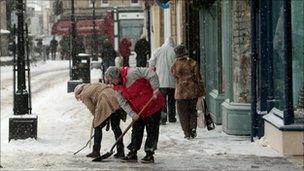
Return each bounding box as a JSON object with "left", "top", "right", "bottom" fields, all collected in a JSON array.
[
  {"left": 145, "top": 1, "right": 151, "bottom": 59},
  {"left": 9, "top": 0, "right": 37, "bottom": 141},
  {"left": 67, "top": 0, "right": 82, "bottom": 92},
  {"left": 91, "top": 0, "right": 98, "bottom": 61}
]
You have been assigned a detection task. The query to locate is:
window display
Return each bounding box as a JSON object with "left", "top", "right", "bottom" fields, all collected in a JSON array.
[
  {"left": 272, "top": 0, "right": 285, "bottom": 110},
  {"left": 292, "top": 0, "right": 304, "bottom": 118}
]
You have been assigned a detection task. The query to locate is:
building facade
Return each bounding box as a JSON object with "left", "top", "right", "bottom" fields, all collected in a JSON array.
[
  {"left": 149, "top": 0, "right": 303, "bottom": 155},
  {"left": 0, "top": 0, "right": 9, "bottom": 56},
  {"left": 197, "top": 0, "right": 303, "bottom": 155},
  {"left": 57, "top": 0, "right": 145, "bottom": 51},
  {"left": 148, "top": 0, "right": 186, "bottom": 52}
]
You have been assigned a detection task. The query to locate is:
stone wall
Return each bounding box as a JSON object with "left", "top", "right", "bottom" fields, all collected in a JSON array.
[{"left": 232, "top": 0, "right": 251, "bottom": 103}]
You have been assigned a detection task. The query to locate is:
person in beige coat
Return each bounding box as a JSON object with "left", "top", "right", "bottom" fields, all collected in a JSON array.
[
  {"left": 74, "top": 83, "right": 126, "bottom": 158},
  {"left": 171, "top": 45, "right": 205, "bottom": 139}
]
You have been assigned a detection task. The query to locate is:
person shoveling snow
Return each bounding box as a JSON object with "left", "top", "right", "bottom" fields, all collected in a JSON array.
[{"left": 74, "top": 83, "right": 126, "bottom": 158}]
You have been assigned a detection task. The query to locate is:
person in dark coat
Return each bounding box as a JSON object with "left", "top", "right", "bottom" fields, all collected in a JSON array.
[
  {"left": 102, "top": 39, "right": 117, "bottom": 72},
  {"left": 45, "top": 45, "right": 50, "bottom": 60},
  {"left": 134, "top": 34, "right": 150, "bottom": 67},
  {"left": 50, "top": 36, "right": 58, "bottom": 60},
  {"left": 119, "top": 38, "right": 132, "bottom": 67},
  {"left": 76, "top": 37, "right": 86, "bottom": 55}
]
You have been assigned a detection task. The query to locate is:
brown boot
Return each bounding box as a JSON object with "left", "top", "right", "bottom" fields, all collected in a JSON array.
[{"left": 86, "top": 145, "right": 100, "bottom": 158}]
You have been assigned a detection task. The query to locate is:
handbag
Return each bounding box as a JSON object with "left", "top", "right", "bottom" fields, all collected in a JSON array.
[{"left": 203, "top": 98, "right": 215, "bottom": 131}]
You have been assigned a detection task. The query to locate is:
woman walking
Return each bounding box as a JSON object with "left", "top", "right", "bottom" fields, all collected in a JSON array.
[{"left": 171, "top": 45, "right": 205, "bottom": 139}]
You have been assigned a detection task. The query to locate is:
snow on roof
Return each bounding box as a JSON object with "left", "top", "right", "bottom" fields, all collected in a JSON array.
[{"left": 0, "top": 29, "right": 10, "bottom": 34}]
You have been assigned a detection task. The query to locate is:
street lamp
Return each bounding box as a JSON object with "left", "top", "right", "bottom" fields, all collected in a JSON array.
[
  {"left": 67, "top": 0, "right": 82, "bottom": 92},
  {"left": 91, "top": 0, "right": 98, "bottom": 61},
  {"left": 9, "top": 0, "right": 37, "bottom": 141},
  {"left": 145, "top": 1, "right": 151, "bottom": 59}
]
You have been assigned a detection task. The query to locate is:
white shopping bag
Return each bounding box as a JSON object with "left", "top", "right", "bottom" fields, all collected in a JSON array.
[
  {"left": 197, "top": 97, "right": 206, "bottom": 128},
  {"left": 115, "top": 56, "right": 123, "bottom": 67}
]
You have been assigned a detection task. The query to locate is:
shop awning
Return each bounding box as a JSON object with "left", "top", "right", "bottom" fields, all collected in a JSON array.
[{"left": 51, "top": 19, "right": 105, "bottom": 36}]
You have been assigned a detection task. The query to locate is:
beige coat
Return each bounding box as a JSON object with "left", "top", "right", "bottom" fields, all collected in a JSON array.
[
  {"left": 171, "top": 56, "right": 205, "bottom": 99},
  {"left": 79, "top": 83, "right": 120, "bottom": 128}
]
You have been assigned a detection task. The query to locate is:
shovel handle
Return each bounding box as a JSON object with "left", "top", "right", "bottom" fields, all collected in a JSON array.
[{"left": 109, "top": 97, "right": 154, "bottom": 152}]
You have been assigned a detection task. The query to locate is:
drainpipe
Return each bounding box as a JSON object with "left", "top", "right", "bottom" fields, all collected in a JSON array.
[
  {"left": 250, "top": 0, "right": 257, "bottom": 142},
  {"left": 283, "top": 0, "right": 294, "bottom": 125},
  {"left": 145, "top": 2, "right": 151, "bottom": 59}
]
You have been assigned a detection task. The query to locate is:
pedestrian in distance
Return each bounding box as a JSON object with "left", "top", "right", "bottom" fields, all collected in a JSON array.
[
  {"left": 45, "top": 45, "right": 50, "bottom": 60},
  {"left": 149, "top": 37, "right": 177, "bottom": 125},
  {"left": 171, "top": 44, "right": 205, "bottom": 139},
  {"left": 50, "top": 36, "right": 58, "bottom": 60},
  {"left": 101, "top": 39, "right": 117, "bottom": 80},
  {"left": 37, "top": 39, "right": 43, "bottom": 59},
  {"left": 105, "top": 66, "right": 165, "bottom": 163},
  {"left": 74, "top": 83, "right": 126, "bottom": 158},
  {"left": 119, "top": 38, "right": 132, "bottom": 67},
  {"left": 135, "top": 34, "right": 150, "bottom": 67},
  {"left": 76, "top": 37, "right": 86, "bottom": 55}
]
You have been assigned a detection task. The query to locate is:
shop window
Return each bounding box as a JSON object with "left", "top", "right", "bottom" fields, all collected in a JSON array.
[
  {"left": 272, "top": 0, "right": 285, "bottom": 110},
  {"left": 131, "top": 0, "right": 139, "bottom": 3},
  {"left": 292, "top": 0, "right": 304, "bottom": 118},
  {"left": 89, "top": 0, "right": 93, "bottom": 7},
  {"left": 101, "top": 0, "right": 109, "bottom": 7}
]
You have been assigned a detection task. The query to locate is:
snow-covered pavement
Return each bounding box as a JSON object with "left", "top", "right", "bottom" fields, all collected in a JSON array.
[{"left": 0, "top": 61, "right": 302, "bottom": 170}]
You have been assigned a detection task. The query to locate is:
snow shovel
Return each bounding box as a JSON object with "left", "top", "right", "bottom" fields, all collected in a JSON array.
[
  {"left": 92, "top": 97, "right": 154, "bottom": 162},
  {"left": 74, "top": 134, "right": 94, "bottom": 155},
  {"left": 73, "top": 121, "right": 94, "bottom": 155}
]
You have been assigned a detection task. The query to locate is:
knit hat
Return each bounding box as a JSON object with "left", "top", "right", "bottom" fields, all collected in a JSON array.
[
  {"left": 74, "top": 84, "right": 85, "bottom": 100},
  {"left": 105, "top": 66, "right": 120, "bottom": 80}
]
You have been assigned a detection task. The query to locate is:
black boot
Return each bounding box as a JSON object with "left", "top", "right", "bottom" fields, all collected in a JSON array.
[
  {"left": 114, "top": 144, "right": 125, "bottom": 159},
  {"left": 190, "top": 129, "right": 197, "bottom": 138},
  {"left": 141, "top": 151, "right": 154, "bottom": 163},
  {"left": 121, "top": 150, "right": 137, "bottom": 162},
  {"left": 86, "top": 145, "right": 100, "bottom": 158},
  {"left": 169, "top": 118, "right": 177, "bottom": 123}
]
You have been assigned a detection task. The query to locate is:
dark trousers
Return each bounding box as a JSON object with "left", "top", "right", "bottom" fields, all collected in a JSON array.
[
  {"left": 94, "top": 111, "right": 124, "bottom": 151},
  {"left": 127, "top": 111, "right": 161, "bottom": 154},
  {"left": 176, "top": 98, "right": 198, "bottom": 137},
  {"left": 122, "top": 57, "right": 129, "bottom": 67},
  {"left": 51, "top": 51, "right": 56, "bottom": 60},
  {"left": 160, "top": 88, "right": 176, "bottom": 122}
]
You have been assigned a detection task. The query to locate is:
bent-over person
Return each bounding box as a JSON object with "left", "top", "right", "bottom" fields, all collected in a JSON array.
[
  {"left": 74, "top": 83, "right": 126, "bottom": 158},
  {"left": 105, "top": 66, "right": 165, "bottom": 163}
]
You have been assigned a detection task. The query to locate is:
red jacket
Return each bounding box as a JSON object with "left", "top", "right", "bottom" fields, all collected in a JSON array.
[
  {"left": 119, "top": 38, "right": 131, "bottom": 58},
  {"left": 113, "top": 67, "right": 165, "bottom": 118}
]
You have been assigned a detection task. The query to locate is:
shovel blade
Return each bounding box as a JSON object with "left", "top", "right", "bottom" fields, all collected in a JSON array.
[{"left": 92, "top": 152, "right": 113, "bottom": 162}]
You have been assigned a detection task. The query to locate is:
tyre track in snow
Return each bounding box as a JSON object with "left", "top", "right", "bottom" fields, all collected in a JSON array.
[
  {"left": 1, "top": 67, "right": 68, "bottom": 90},
  {"left": 1, "top": 69, "right": 69, "bottom": 119}
]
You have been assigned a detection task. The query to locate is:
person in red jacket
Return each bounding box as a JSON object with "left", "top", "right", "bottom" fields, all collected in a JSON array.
[
  {"left": 119, "top": 38, "right": 132, "bottom": 67},
  {"left": 105, "top": 66, "right": 165, "bottom": 163}
]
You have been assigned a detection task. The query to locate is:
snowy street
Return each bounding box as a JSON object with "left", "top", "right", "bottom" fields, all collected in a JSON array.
[{"left": 0, "top": 61, "right": 302, "bottom": 170}]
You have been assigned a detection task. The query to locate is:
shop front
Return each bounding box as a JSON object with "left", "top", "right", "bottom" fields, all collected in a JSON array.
[
  {"left": 199, "top": 0, "right": 225, "bottom": 125},
  {"left": 250, "top": 0, "right": 304, "bottom": 155}
]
